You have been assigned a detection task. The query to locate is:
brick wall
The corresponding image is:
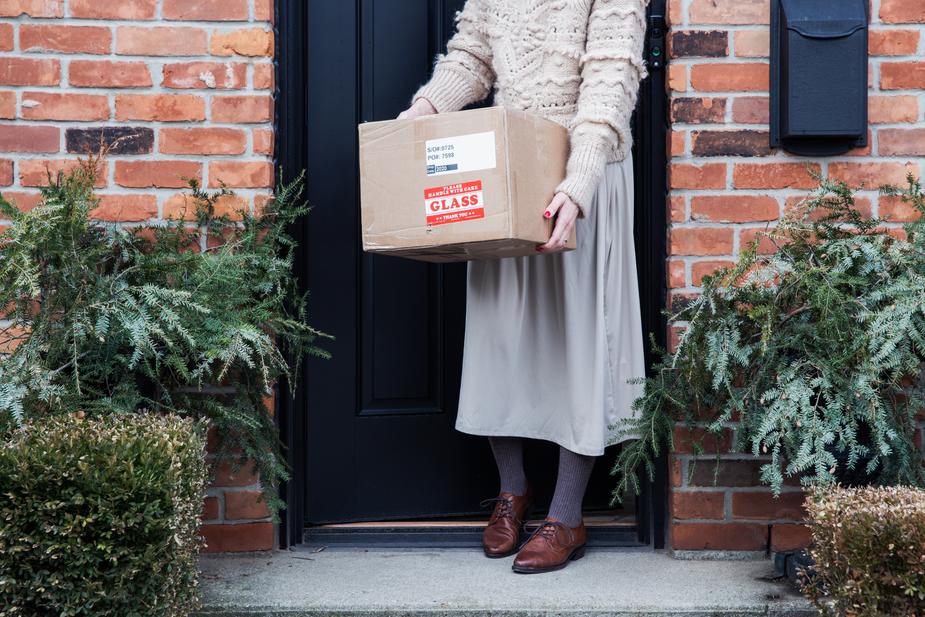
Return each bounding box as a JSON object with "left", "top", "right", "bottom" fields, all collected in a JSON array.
[
  {"left": 665, "top": 0, "right": 925, "bottom": 553},
  {"left": 0, "top": 0, "right": 276, "bottom": 552}
]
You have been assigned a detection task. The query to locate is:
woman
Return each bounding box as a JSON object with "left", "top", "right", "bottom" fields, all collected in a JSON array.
[{"left": 399, "top": 0, "right": 648, "bottom": 574}]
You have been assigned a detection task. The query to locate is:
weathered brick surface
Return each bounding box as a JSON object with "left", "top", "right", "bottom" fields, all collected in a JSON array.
[
  {"left": 666, "top": 0, "right": 925, "bottom": 553},
  {"left": 0, "top": 0, "right": 276, "bottom": 552}
]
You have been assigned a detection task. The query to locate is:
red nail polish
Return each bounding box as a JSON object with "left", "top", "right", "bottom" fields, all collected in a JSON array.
[{"left": 544, "top": 212, "right": 551, "bottom": 218}]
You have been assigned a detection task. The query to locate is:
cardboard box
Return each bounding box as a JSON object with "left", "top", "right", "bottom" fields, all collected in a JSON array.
[{"left": 358, "top": 107, "right": 572, "bottom": 263}]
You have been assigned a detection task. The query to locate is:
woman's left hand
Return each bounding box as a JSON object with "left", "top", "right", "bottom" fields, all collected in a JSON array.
[{"left": 537, "top": 192, "right": 579, "bottom": 253}]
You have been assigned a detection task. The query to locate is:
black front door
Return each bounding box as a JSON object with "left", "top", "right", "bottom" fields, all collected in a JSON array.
[{"left": 277, "top": 0, "right": 668, "bottom": 540}]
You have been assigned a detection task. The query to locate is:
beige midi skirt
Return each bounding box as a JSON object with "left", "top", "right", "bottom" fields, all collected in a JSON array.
[{"left": 455, "top": 155, "right": 646, "bottom": 456}]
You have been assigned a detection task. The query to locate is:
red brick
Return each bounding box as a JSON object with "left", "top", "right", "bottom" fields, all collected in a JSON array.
[
  {"left": 212, "top": 95, "right": 273, "bottom": 123},
  {"left": 672, "top": 426, "right": 733, "bottom": 454},
  {"left": 253, "top": 128, "right": 274, "bottom": 155},
  {"left": 20, "top": 25, "right": 111, "bottom": 54},
  {"left": 770, "top": 524, "right": 812, "bottom": 552},
  {"left": 211, "top": 28, "right": 274, "bottom": 57},
  {"left": 692, "top": 130, "right": 771, "bottom": 157},
  {"left": 200, "top": 522, "right": 273, "bottom": 553},
  {"left": 668, "top": 259, "right": 686, "bottom": 287},
  {"left": 671, "top": 491, "right": 725, "bottom": 520},
  {"left": 165, "top": 192, "right": 248, "bottom": 220},
  {"left": 0, "top": 91, "right": 16, "bottom": 119},
  {"left": 224, "top": 490, "right": 271, "bottom": 520},
  {"left": 164, "top": 0, "right": 248, "bottom": 21},
  {"left": 671, "top": 97, "right": 726, "bottom": 123},
  {"left": 691, "top": 63, "right": 769, "bottom": 92},
  {"left": 880, "top": 0, "right": 925, "bottom": 23},
  {"left": 91, "top": 194, "right": 158, "bottom": 222},
  {"left": 670, "top": 163, "right": 727, "bottom": 190},
  {"left": 879, "top": 129, "right": 925, "bottom": 156},
  {"left": 253, "top": 63, "right": 274, "bottom": 90},
  {"left": 21, "top": 92, "right": 109, "bottom": 121},
  {"left": 666, "top": 0, "right": 683, "bottom": 26},
  {"left": 69, "top": 61, "right": 151, "bottom": 88},
  {"left": 733, "top": 163, "right": 821, "bottom": 190},
  {"left": 1, "top": 191, "right": 42, "bottom": 211},
  {"left": 869, "top": 29, "right": 920, "bottom": 55},
  {"left": 0, "top": 23, "right": 12, "bottom": 51},
  {"left": 209, "top": 161, "right": 273, "bottom": 188},
  {"left": 739, "top": 227, "right": 781, "bottom": 255},
  {"left": 668, "top": 64, "right": 688, "bottom": 92},
  {"left": 19, "top": 159, "right": 107, "bottom": 188},
  {"left": 731, "top": 97, "right": 769, "bottom": 124},
  {"left": 115, "top": 94, "right": 205, "bottom": 122},
  {"left": 0, "top": 125, "right": 58, "bottom": 153},
  {"left": 116, "top": 26, "right": 208, "bottom": 56},
  {"left": 69, "top": 0, "right": 155, "bottom": 19},
  {"left": 692, "top": 260, "right": 735, "bottom": 285},
  {"left": 669, "top": 30, "right": 728, "bottom": 58},
  {"left": 671, "top": 523, "right": 767, "bottom": 551},
  {"left": 160, "top": 128, "right": 247, "bottom": 155},
  {"left": 880, "top": 195, "right": 922, "bottom": 222},
  {"left": 163, "top": 62, "right": 248, "bottom": 89},
  {"left": 692, "top": 196, "right": 778, "bottom": 223},
  {"left": 732, "top": 491, "right": 806, "bottom": 521},
  {"left": 668, "top": 130, "right": 686, "bottom": 157},
  {"left": 881, "top": 62, "right": 925, "bottom": 90},
  {"left": 0, "top": 158, "right": 12, "bottom": 185},
  {"left": 115, "top": 160, "right": 202, "bottom": 189},
  {"left": 669, "top": 195, "right": 686, "bottom": 222},
  {"left": 829, "top": 162, "right": 918, "bottom": 188},
  {"left": 734, "top": 30, "right": 769, "bottom": 57},
  {"left": 690, "top": 0, "right": 770, "bottom": 25},
  {"left": 202, "top": 496, "right": 220, "bottom": 520},
  {"left": 0, "top": 58, "right": 60, "bottom": 86},
  {"left": 255, "top": 0, "right": 273, "bottom": 21},
  {"left": 212, "top": 460, "right": 260, "bottom": 487},
  {"left": 869, "top": 95, "right": 918, "bottom": 124},
  {"left": 0, "top": 0, "right": 62, "bottom": 17}
]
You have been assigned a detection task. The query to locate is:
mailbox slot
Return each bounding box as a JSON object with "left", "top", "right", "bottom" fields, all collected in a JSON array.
[{"left": 771, "top": 0, "right": 869, "bottom": 156}]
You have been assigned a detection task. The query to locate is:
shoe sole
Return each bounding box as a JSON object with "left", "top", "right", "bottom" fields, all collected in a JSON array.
[{"left": 511, "top": 544, "right": 586, "bottom": 574}]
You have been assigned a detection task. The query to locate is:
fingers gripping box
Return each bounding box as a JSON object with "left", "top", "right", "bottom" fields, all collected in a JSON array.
[{"left": 358, "top": 107, "right": 573, "bottom": 263}]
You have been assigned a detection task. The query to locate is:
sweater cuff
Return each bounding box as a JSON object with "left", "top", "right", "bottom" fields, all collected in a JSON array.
[
  {"left": 413, "top": 67, "right": 479, "bottom": 114},
  {"left": 555, "top": 136, "right": 610, "bottom": 218}
]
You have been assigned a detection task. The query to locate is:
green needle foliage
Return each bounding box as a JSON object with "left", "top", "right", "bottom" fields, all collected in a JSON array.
[
  {"left": 613, "top": 175, "right": 925, "bottom": 499},
  {"left": 0, "top": 158, "right": 331, "bottom": 515}
]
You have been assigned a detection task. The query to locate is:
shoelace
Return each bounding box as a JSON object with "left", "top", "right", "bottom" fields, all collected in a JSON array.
[
  {"left": 521, "top": 520, "right": 574, "bottom": 549},
  {"left": 480, "top": 496, "right": 516, "bottom": 524}
]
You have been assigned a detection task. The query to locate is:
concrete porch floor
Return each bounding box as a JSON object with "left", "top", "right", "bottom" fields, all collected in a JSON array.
[{"left": 197, "top": 548, "right": 814, "bottom": 617}]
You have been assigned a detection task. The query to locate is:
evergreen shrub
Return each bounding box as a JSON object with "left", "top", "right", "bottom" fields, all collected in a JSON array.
[
  {"left": 0, "top": 413, "right": 208, "bottom": 616},
  {"left": 0, "top": 159, "right": 330, "bottom": 513},
  {"left": 613, "top": 176, "right": 925, "bottom": 496},
  {"left": 803, "top": 485, "right": 925, "bottom": 616}
]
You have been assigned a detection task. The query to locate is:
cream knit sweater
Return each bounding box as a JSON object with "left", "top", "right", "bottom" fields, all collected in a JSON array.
[{"left": 414, "top": 0, "right": 649, "bottom": 215}]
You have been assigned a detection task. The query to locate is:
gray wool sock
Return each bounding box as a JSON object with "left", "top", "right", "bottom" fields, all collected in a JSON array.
[
  {"left": 489, "top": 437, "right": 528, "bottom": 495},
  {"left": 547, "top": 447, "right": 597, "bottom": 527}
]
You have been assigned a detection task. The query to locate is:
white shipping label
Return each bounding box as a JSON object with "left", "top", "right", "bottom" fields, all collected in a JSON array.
[{"left": 425, "top": 131, "right": 497, "bottom": 177}]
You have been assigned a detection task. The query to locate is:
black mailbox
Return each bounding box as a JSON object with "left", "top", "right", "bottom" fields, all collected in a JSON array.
[{"left": 771, "top": 0, "right": 869, "bottom": 156}]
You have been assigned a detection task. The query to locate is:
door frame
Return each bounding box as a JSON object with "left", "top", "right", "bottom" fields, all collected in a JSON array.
[{"left": 274, "top": 0, "right": 670, "bottom": 550}]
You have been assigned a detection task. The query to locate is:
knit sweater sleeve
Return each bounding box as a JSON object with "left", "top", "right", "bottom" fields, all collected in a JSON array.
[
  {"left": 413, "top": 0, "right": 495, "bottom": 113},
  {"left": 556, "top": 0, "right": 649, "bottom": 217}
]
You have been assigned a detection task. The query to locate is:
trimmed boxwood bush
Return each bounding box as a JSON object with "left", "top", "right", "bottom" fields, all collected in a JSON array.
[
  {"left": 803, "top": 485, "right": 925, "bottom": 616},
  {"left": 0, "top": 413, "right": 208, "bottom": 617}
]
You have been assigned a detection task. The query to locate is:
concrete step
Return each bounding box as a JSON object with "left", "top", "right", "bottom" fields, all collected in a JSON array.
[{"left": 197, "top": 549, "right": 814, "bottom": 617}]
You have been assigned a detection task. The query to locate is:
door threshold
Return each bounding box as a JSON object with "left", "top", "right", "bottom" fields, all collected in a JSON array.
[{"left": 304, "top": 514, "right": 643, "bottom": 548}]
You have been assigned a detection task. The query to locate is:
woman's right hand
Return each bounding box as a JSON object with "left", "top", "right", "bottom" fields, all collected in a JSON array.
[{"left": 398, "top": 98, "right": 437, "bottom": 120}]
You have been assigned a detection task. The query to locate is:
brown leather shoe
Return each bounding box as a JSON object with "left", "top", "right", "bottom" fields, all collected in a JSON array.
[
  {"left": 511, "top": 518, "right": 587, "bottom": 574},
  {"left": 481, "top": 489, "right": 532, "bottom": 558}
]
